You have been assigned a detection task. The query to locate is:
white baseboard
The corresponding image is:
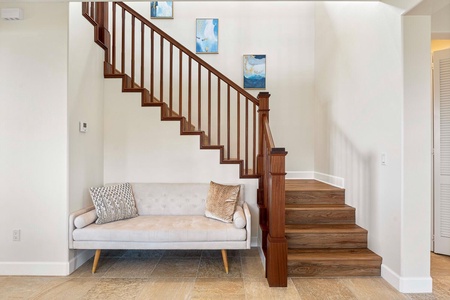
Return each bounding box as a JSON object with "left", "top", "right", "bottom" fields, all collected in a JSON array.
[
  {"left": 0, "top": 261, "right": 69, "bottom": 276},
  {"left": 251, "top": 236, "right": 258, "bottom": 248},
  {"left": 0, "top": 250, "right": 95, "bottom": 276},
  {"left": 381, "top": 264, "right": 433, "bottom": 293},
  {"left": 69, "top": 249, "right": 95, "bottom": 274},
  {"left": 286, "top": 171, "right": 345, "bottom": 188},
  {"left": 285, "top": 171, "right": 314, "bottom": 179},
  {"left": 314, "top": 172, "right": 345, "bottom": 188}
]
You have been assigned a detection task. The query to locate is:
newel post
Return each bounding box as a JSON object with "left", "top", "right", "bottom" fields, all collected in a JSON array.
[{"left": 267, "top": 148, "right": 288, "bottom": 287}]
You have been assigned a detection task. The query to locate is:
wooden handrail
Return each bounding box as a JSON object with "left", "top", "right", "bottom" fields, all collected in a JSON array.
[
  {"left": 116, "top": 2, "right": 259, "bottom": 106},
  {"left": 82, "top": 1, "right": 287, "bottom": 287}
]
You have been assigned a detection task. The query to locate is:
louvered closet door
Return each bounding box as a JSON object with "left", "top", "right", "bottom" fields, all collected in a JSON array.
[{"left": 434, "top": 48, "right": 450, "bottom": 256}]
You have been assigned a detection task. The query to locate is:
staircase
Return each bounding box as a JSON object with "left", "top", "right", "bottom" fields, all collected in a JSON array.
[
  {"left": 82, "top": 2, "right": 381, "bottom": 287},
  {"left": 284, "top": 179, "right": 382, "bottom": 277}
]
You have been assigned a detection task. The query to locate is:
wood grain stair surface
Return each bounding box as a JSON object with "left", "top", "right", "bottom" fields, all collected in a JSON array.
[
  {"left": 285, "top": 204, "right": 355, "bottom": 225},
  {"left": 285, "top": 180, "right": 382, "bottom": 277},
  {"left": 285, "top": 180, "right": 345, "bottom": 205},
  {"left": 285, "top": 224, "right": 368, "bottom": 249},
  {"left": 288, "top": 249, "right": 382, "bottom": 277}
]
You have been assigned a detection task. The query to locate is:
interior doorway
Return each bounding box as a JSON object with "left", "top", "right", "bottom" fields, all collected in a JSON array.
[{"left": 433, "top": 45, "right": 450, "bottom": 256}]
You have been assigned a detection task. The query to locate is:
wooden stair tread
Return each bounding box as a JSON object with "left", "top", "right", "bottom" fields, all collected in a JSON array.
[
  {"left": 288, "top": 249, "right": 381, "bottom": 261},
  {"left": 285, "top": 224, "right": 367, "bottom": 234},
  {"left": 285, "top": 179, "right": 343, "bottom": 192},
  {"left": 285, "top": 204, "right": 354, "bottom": 210}
]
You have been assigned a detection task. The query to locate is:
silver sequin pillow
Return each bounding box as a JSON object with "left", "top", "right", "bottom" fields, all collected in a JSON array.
[{"left": 89, "top": 183, "right": 138, "bottom": 224}]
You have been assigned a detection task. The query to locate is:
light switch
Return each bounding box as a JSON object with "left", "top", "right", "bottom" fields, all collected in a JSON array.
[
  {"left": 381, "top": 152, "right": 387, "bottom": 166},
  {"left": 79, "top": 122, "right": 88, "bottom": 133}
]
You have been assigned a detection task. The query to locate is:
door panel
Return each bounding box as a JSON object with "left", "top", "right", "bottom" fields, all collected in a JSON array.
[{"left": 434, "top": 48, "right": 450, "bottom": 255}]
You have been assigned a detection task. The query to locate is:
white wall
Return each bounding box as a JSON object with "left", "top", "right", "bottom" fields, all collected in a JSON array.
[
  {"left": 68, "top": 2, "right": 105, "bottom": 214},
  {"left": 315, "top": 1, "right": 432, "bottom": 293},
  {"left": 67, "top": 3, "right": 106, "bottom": 267},
  {"left": 401, "top": 15, "right": 432, "bottom": 292},
  {"left": 125, "top": 1, "right": 316, "bottom": 172},
  {"left": 0, "top": 3, "right": 70, "bottom": 275}
]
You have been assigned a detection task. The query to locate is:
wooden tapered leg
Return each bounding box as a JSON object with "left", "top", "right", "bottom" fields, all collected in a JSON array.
[
  {"left": 92, "top": 249, "right": 101, "bottom": 274},
  {"left": 221, "top": 249, "right": 229, "bottom": 274}
]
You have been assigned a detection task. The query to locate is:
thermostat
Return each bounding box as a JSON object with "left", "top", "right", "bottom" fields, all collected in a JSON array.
[{"left": 79, "top": 122, "right": 88, "bottom": 133}]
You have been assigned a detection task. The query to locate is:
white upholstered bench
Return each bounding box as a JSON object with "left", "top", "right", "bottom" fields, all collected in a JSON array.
[{"left": 69, "top": 183, "right": 251, "bottom": 273}]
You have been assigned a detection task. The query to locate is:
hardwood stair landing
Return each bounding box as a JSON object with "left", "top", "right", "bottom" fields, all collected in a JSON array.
[{"left": 285, "top": 179, "right": 381, "bottom": 277}]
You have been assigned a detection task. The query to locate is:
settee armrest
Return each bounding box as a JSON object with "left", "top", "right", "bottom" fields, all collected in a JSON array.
[
  {"left": 69, "top": 205, "right": 95, "bottom": 249},
  {"left": 243, "top": 202, "right": 251, "bottom": 249}
]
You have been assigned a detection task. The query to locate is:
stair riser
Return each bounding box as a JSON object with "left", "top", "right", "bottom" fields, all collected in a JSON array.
[
  {"left": 288, "top": 261, "right": 381, "bottom": 277},
  {"left": 286, "top": 209, "right": 355, "bottom": 225},
  {"left": 286, "top": 233, "right": 367, "bottom": 249},
  {"left": 286, "top": 191, "right": 345, "bottom": 205}
]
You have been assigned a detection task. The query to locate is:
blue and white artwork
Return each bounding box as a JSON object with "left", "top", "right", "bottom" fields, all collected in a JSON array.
[
  {"left": 150, "top": 1, "right": 173, "bottom": 19},
  {"left": 196, "top": 19, "right": 219, "bottom": 54},
  {"left": 243, "top": 55, "right": 266, "bottom": 89}
]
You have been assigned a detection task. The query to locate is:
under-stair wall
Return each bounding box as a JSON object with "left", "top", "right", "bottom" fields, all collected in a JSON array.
[{"left": 103, "top": 78, "right": 259, "bottom": 243}]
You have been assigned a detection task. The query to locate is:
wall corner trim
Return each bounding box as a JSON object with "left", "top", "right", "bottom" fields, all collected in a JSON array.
[{"left": 381, "top": 264, "right": 433, "bottom": 293}]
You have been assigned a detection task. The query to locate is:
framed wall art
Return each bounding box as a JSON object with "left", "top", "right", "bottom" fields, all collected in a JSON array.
[
  {"left": 150, "top": 1, "right": 173, "bottom": 19},
  {"left": 243, "top": 54, "right": 266, "bottom": 89},
  {"left": 196, "top": 18, "right": 219, "bottom": 54}
]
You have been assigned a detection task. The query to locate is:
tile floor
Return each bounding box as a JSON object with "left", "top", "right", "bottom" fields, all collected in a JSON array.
[{"left": 1, "top": 249, "right": 449, "bottom": 299}]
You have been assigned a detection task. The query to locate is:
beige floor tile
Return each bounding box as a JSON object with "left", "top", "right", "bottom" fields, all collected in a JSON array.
[
  {"left": 136, "top": 277, "right": 195, "bottom": 300},
  {"left": 0, "top": 277, "right": 69, "bottom": 299},
  {"left": 197, "top": 256, "right": 241, "bottom": 278},
  {"left": 102, "top": 257, "right": 161, "bottom": 278},
  {"left": 243, "top": 277, "right": 300, "bottom": 300},
  {"left": 163, "top": 250, "right": 203, "bottom": 258},
  {"left": 241, "top": 256, "right": 265, "bottom": 278},
  {"left": 83, "top": 278, "right": 147, "bottom": 300},
  {"left": 240, "top": 248, "right": 261, "bottom": 257},
  {"left": 151, "top": 258, "right": 200, "bottom": 277},
  {"left": 202, "top": 249, "right": 240, "bottom": 258},
  {"left": 341, "top": 277, "right": 407, "bottom": 300},
  {"left": 101, "top": 249, "right": 128, "bottom": 258},
  {"left": 33, "top": 278, "right": 99, "bottom": 300},
  {"left": 191, "top": 278, "right": 245, "bottom": 299},
  {"left": 121, "top": 249, "right": 165, "bottom": 259},
  {"left": 69, "top": 256, "right": 120, "bottom": 278},
  {"left": 292, "top": 278, "right": 357, "bottom": 300}
]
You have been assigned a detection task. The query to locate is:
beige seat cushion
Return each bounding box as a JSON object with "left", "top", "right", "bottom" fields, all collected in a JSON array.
[{"left": 73, "top": 215, "right": 246, "bottom": 243}]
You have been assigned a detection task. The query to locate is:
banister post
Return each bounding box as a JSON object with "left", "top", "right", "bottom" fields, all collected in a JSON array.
[
  {"left": 257, "top": 92, "right": 270, "bottom": 206},
  {"left": 257, "top": 92, "right": 270, "bottom": 251},
  {"left": 267, "top": 148, "right": 288, "bottom": 287}
]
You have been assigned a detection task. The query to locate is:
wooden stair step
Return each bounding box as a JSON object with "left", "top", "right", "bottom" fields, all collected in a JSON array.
[
  {"left": 287, "top": 248, "right": 382, "bottom": 277},
  {"left": 285, "top": 204, "right": 355, "bottom": 225},
  {"left": 285, "top": 179, "right": 345, "bottom": 205},
  {"left": 285, "top": 224, "right": 367, "bottom": 249}
]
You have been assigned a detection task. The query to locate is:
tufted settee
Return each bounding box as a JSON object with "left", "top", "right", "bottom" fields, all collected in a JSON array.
[{"left": 69, "top": 183, "right": 251, "bottom": 273}]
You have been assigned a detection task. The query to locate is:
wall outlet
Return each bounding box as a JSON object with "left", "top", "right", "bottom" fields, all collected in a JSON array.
[{"left": 13, "top": 229, "right": 20, "bottom": 241}]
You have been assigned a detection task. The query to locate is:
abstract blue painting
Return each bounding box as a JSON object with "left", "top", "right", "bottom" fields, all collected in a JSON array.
[
  {"left": 196, "top": 18, "right": 219, "bottom": 54},
  {"left": 243, "top": 55, "right": 266, "bottom": 89},
  {"left": 150, "top": 1, "right": 173, "bottom": 19}
]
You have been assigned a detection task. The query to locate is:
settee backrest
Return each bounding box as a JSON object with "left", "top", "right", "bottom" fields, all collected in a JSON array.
[{"left": 130, "top": 183, "right": 245, "bottom": 216}]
